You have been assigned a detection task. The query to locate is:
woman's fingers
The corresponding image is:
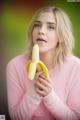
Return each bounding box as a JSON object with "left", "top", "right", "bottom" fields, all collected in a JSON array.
[
  {"left": 39, "top": 76, "right": 50, "bottom": 86},
  {"left": 34, "top": 71, "right": 52, "bottom": 97},
  {"left": 39, "top": 73, "right": 47, "bottom": 80},
  {"left": 35, "top": 79, "right": 47, "bottom": 90},
  {"left": 35, "top": 71, "right": 43, "bottom": 81},
  {"left": 35, "top": 87, "right": 46, "bottom": 97}
]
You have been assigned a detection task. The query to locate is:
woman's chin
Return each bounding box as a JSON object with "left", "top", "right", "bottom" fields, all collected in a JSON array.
[
  {"left": 39, "top": 47, "right": 55, "bottom": 54},
  {"left": 39, "top": 48, "right": 49, "bottom": 53}
]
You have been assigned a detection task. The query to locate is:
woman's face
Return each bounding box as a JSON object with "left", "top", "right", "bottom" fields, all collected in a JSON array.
[{"left": 32, "top": 12, "right": 58, "bottom": 53}]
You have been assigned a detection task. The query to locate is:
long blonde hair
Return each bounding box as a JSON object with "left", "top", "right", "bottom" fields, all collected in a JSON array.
[{"left": 27, "top": 6, "right": 74, "bottom": 65}]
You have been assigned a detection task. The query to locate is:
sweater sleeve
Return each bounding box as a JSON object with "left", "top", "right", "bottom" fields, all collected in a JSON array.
[
  {"left": 6, "top": 61, "right": 42, "bottom": 120},
  {"left": 43, "top": 88, "right": 78, "bottom": 120},
  {"left": 43, "top": 61, "right": 80, "bottom": 120},
  {"left": 66, "top": 61, "right": 80, "bottom": 119}
]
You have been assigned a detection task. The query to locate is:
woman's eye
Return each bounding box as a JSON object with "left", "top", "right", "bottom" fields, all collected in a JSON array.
[
  {"left": 34, "top": 23, "right": 41, "bottom": 28},
  {"left": 48, "top": 26, "right": 55, "bottom": 30}
]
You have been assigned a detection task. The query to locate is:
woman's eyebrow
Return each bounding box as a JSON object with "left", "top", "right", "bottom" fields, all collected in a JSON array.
[
  {"left": 34, "top": 21, "right": 41, "bottom": 23},
  {"left": 34, "top": 21, "right": 56, "bottom": 26},
  {"left": 47, "top": 22, "right": 56, "bottom": 25}
]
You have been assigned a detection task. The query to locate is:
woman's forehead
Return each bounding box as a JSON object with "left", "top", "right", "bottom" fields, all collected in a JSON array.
[{"left": 35, "top": 12, "right": 56, "bottom": 23}]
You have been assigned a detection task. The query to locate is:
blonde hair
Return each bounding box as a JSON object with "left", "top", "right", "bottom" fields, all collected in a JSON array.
[{"left": 27, "top": 6, "right": 74, "bottom": 65}]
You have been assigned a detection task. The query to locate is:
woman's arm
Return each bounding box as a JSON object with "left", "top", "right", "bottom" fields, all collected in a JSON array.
[
  {"left": 6, "top": 61, "right": 42, "bottom": 120},
  {"left": 43, "top": 88, "right": 78, "bottom": 120}
]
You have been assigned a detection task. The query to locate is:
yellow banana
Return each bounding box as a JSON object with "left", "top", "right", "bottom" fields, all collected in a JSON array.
[{"left": 26, "top": 44, "right": 48, "bottom": 80}]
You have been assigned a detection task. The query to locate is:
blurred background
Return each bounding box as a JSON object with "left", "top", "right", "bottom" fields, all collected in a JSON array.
[{"left": 0, "top": 0, "right": 80, "bottom": 119}]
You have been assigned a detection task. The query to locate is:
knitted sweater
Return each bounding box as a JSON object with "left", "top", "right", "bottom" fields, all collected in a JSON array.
[{"left": 6, "top": 54, "right": 80, "bottom": 120}]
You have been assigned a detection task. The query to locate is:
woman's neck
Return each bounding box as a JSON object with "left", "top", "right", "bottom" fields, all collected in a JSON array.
[{"left": 40, "top": 49, "right": 55, "bottom": 70}]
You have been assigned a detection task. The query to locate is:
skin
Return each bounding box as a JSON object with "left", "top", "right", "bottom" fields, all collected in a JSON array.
[
  {"left": 32, "top": 12, "right": 58, "bottom": 97},
  {"left": 34, "top": 71, "right": 53, "bottom": 97}
]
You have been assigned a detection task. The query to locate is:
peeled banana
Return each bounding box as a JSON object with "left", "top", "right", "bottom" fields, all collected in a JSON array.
[{"left": 26, "top": 44, "right": 48, "bottom": 80}]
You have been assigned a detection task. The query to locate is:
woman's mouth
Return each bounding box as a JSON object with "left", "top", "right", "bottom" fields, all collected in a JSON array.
[{"left": 36, "top": 38, "right": 47, "bottom": 43}]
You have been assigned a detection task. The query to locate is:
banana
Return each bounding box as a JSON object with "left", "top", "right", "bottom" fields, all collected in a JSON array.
[{"left": 26, "top": 44, "right": 48, "bottom": 80}]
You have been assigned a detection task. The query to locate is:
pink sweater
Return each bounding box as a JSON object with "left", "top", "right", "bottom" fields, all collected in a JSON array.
[{"left": 6, "top": 53, "right": 80, "bottom": 120}]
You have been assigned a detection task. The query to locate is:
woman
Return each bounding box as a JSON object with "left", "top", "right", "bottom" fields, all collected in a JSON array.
[{"left": 6, "top": 6, "right": 80, "bottom": 120}]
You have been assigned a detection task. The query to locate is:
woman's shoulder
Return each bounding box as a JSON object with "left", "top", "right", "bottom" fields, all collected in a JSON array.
[
  {"left": 7, "top": 52, "right": 31, "bottom": 67},
  {"left": 65, "top": 54, "right": 80, "bottom": 68}
]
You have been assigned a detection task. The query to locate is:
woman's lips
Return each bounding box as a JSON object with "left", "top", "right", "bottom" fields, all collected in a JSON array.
[{"left": 36, "top": 38, "right": 47, "bottom": 43}]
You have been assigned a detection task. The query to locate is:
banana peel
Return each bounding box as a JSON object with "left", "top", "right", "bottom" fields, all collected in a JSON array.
[{"left": 26, "top": 44, "right": 48, "bottom": 80}]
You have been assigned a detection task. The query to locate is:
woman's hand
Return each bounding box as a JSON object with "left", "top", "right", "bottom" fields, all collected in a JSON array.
[{"left": 34, "top": 71, "right": 52, "bottom": 97}]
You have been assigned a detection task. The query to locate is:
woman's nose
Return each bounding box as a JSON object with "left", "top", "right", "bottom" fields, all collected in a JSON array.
[{"left": 38, "top": 26, "right": 46, "bottom": 35}]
